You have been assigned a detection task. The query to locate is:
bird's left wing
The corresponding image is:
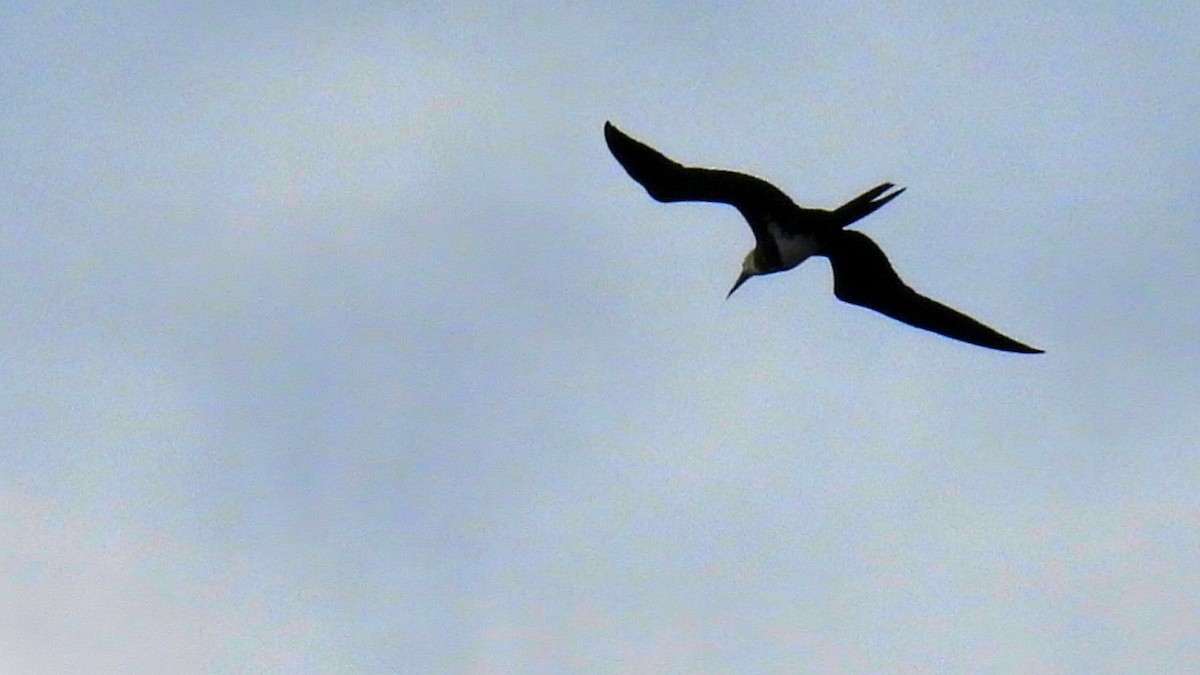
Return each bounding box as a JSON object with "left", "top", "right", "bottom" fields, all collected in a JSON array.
[{"left": 823, "top": 230, "right": 1043, "bottom": 354}]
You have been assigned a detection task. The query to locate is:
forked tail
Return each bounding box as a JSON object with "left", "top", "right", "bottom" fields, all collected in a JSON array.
[{"left": 831, "top": 182, "right": 906, "bottom": 227}]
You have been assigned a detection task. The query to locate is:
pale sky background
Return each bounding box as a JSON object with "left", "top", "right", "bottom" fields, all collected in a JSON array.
[{"left": 2, "top": 3, "right": 1199, "bottom": 673}]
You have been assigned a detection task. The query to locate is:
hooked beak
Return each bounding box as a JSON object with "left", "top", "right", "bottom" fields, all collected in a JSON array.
[{"left": 726, "top": 271, "right": 751, "bottom": 299}]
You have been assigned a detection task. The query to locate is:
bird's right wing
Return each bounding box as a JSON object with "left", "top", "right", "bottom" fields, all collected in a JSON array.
[
  {"left": 823, "top": 230, "right": 1043, "bottom": 354},
  {"left": 604, "top": 122, "right": 814, "bottom": 230}
]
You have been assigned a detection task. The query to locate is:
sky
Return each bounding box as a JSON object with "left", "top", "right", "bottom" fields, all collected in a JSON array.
[{"left": 1, "top": 2, "right": 1198, "bottom": 673}]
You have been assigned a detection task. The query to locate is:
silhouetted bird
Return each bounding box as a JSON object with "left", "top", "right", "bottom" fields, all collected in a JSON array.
[{"left": 604, "top": 122, "right": 1042, "bottom": 354}]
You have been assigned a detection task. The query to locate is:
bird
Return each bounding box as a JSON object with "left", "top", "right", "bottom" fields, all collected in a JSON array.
[{"left": 603, "top": 121, "right": 1043, "bottom": 354}]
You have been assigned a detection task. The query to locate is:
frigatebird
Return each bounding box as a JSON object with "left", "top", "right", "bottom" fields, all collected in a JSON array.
[{"left": 604, "top": 122, "right": 1042, "bottom": 354}]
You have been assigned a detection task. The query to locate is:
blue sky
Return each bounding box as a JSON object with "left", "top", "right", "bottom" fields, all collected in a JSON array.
[{"left": 2, "top": 2, "right": 1198, "bottom": 672}]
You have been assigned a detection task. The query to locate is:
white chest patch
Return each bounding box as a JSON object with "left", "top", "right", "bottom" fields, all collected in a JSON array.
[{"left": 767, "top": 224, "right": 819, "bottom": 270}]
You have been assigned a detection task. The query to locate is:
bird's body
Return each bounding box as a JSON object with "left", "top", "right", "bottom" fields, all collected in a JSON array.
[
  {"left": 762, "top": 221, "right": 821, "bottom": 272},
  {"left": 603, "top": 121, "right": 1043, "bottom": 354}
]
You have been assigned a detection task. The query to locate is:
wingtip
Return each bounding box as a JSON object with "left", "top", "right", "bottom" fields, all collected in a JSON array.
[
  {"left": 603, "top": 122, "right": 650, "bottom": 162},
  {"left": 996, "top": 339, "right": 1044, "bottom": 355},
  {"left": 1007, "top": 335, "right": 1044, "bottom": 354},
  {"left": 603, "top": 121, "right": 624, "bottom": 146}
]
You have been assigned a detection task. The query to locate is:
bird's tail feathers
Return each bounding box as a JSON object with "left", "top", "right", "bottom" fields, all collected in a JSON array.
[{"left": 832, "top": 183, "right": 905, "bottom": 227}]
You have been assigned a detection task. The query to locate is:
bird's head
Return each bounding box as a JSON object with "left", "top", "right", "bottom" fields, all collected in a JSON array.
[{"left": 727, "top": 249, "right": 763, "bottom": 299}]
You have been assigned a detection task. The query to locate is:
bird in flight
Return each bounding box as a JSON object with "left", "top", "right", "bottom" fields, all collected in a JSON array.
[{"left": 604, "top": 122, "right": 1042, "bottom": 354}]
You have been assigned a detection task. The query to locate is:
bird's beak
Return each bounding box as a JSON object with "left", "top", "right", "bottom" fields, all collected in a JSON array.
[{"left": 726, "top": 271, "right": 751, "bottom": 299}]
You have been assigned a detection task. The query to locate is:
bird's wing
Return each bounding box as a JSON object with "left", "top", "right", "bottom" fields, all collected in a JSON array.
[
  {"left": 604, "top": 122, "right": 818, "bottom": 243},
  {"left": 823, "top": 230, "right": 1043, "bottom": 353}
]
